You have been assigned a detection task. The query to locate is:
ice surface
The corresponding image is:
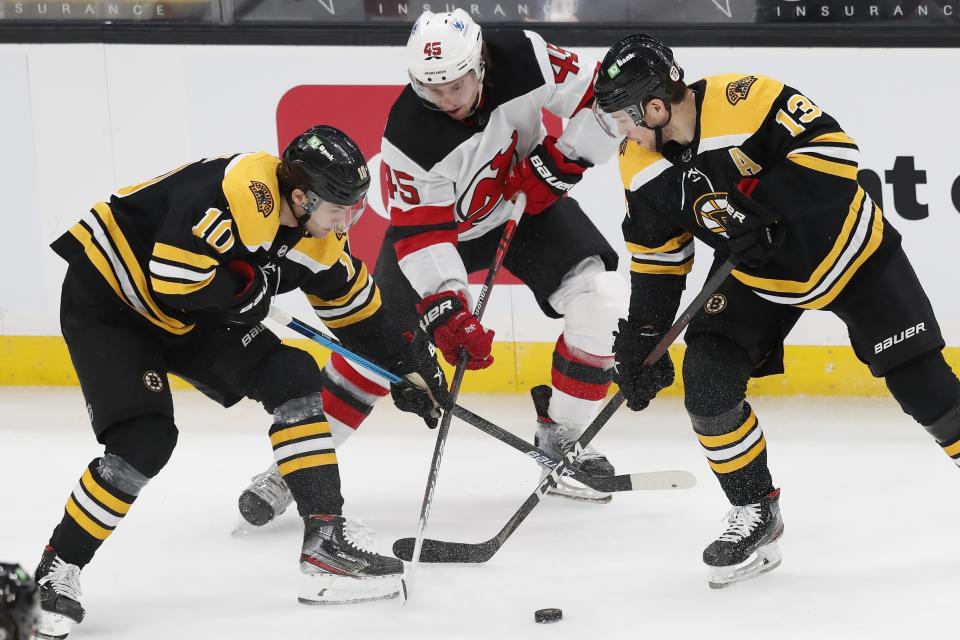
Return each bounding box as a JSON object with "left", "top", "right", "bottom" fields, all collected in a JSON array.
[{"left": 3, "top": 387, "right": 959, "bottom": 639}]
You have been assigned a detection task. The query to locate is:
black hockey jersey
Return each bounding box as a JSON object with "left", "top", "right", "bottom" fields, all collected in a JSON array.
[
  {"left": 620, "top": 73, "right": 900, "bottom": 311},
  {"left": 51, "top": 152, "right": 395, "bottom": 356}
]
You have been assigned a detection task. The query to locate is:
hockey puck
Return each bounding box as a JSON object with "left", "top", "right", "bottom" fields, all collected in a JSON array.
[{"left": 534, "top": 608, "right": 562, "bottom": 624}]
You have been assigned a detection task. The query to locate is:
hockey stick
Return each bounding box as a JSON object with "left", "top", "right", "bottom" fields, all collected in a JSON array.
[
  {"left": 264, "top": 306, "right": 686, "bottom": 493},
  {"left": 393, "top": 259, "right": 739, "bottom": 563},
  {"left": 406, "top": 193, "right": 527, "bottom": 589},
  {"left": 449, "top": 403, "right": 695, "bottom": 492}
]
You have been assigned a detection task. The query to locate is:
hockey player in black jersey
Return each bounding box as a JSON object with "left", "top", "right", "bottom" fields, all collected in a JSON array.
[
  {"left": 594, "top": 35, "right": 960, "bottom": 588},
  {"left": 235, "top": 10, "right": 630, "bottom": 514},
  {"left": 32, "top": 125, "right": 448, "bottom": 637}
]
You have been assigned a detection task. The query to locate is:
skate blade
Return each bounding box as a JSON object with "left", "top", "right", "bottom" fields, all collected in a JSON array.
[
  {"left": 298, "top": 572, "right": 403, "bottom": 605},
  {"left": 33, "top": 611, "right": 75, "bottom": 639},
  {"left": 707, "top": 542, "right": 782, "bottom": 589},
  {"left": 544, "top": 476, "right": 612, "bottom": 504}
]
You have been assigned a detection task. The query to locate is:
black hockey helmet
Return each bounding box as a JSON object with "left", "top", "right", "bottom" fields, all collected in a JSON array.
[
  {"left": 593, "top": 34, "right": 684, "bottom": 134},
  {"left": 278, "top": 125, "right": 370, "bottom": 206},
  {"left": 0, "top": 563, "right": 39, "bottom": 640}
]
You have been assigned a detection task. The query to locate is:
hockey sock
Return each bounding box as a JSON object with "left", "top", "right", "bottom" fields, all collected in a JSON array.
[
  {"left": 49, "top": 455, "right": 147, "bottom": 568},
  {"left": 321, "top": 353, "right": 389, "bottom": 447},
  {"left": 269, "top": 395, "right": 343, "bottom": 516},
  {"left": 922, "top": 402, "right": 960, "bottom": 468},
  {"left": 691, "top": 402, "right": 774, "bottom": 505},
  {"left": 548, "top": 336, "right": 613, "bottom": 426}
]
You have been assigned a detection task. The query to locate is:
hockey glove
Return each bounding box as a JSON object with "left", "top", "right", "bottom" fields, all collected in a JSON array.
[
  {"left": 502, "top": 136, "right": 592, "bottom": 214},
  {"left": 416, "top": 290, "right": 494, "bottom": 370},
  {"left": 223, "top": 260, "right": 281, "bottom": 326},
  {"left": 612, "top": 318, "right": 675, "bottom": 411},
  {"left": 723, "top": 178, "right": 785, "bottom": 268},
  {"left": 390, "top": 330, "right": 451, "bottom": 429}
]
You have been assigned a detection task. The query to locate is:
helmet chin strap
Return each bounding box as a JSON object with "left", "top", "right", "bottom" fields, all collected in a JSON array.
[
  {"left": 639, "top": 102, "right": 673, "bottom": 153},
  {"left": 287, "top": 192, "right": 320, "bottom": 237}
]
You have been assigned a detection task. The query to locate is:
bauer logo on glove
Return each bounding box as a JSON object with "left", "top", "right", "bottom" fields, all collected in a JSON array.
[{"left": 416, "top": 290, "right": 494, "bottom": 370}]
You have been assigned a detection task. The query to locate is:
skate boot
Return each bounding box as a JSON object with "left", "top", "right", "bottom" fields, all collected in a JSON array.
[
  {"left": 298, "top": 515, "right": 405, "bottom": 605},
  {"left": 531, "top": 385, "right": 613, "bottom": 504},
  {"left": 704, "top": 488, "right": 784, "bottom": 589},
  {"left": 33, "top": 546, "right": 84, "bottom": 640},
  {"left": 236, "top": 464, "right": 293, "bottom": 531}
]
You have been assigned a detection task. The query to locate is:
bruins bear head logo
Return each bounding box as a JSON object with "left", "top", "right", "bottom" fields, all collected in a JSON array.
[
  {"left": 248, "top": 181, "right": 275, "bottom": 218},
  {"left": 693, "top": 192, "right": 733, "bottom": 236},
  {"left": 726, "top": 76, "right": 758, "bottom": 105}
]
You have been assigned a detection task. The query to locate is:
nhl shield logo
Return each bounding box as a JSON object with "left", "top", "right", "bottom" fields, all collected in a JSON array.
[
  {"left": 726, "top": 76, "right": 758, "bottom": 105},
  {"left": 248, "top": 181, "right": 275, "bottom": 218}
]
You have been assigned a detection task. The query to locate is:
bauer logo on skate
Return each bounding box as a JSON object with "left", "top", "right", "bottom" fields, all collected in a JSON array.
[{"left": 874, "top": 322, "right": 927, "bottom": 354}]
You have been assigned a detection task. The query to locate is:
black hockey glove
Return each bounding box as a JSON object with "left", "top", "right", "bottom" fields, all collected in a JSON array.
[
  {"left": 223, "top": 260, "right": 281, "bottom": 326},
  {"left": 612, "top": 318, "right": 675, "bottom": 411},
  {"left": 723, "top": 178, "right": 785, "bottom": 268},
  {"left": 390, "top": 330, "right": 451, "bottom": 429}
]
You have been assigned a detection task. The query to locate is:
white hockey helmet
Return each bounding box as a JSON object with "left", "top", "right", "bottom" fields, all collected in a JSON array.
[{"left": 406, "top": 9, "right": 485, "bottom": 97}]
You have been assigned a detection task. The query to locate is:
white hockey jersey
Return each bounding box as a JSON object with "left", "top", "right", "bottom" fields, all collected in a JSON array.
[{"left": 380, "top": 29, "right": 617, "bottom": 299}]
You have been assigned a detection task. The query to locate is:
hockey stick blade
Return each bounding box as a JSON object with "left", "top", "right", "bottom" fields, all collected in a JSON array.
[
  {"left": 390, "top": 469, "right": 696, "bottom": 563},
  {"left": 590, "top": 470, "right": 696, "bottom": 492},
  {"left": 449, "top": 403, "right": 694, "bottom": 493},
  {"left": 392, "top": 261, "right": 738, "bottom": 565},
  {"left": 393, "top": 536, "right": 496, "bottom": 564}
]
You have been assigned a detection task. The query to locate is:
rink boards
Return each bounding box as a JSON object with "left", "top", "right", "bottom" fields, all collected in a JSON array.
[{"left": 1, "top": 43, "right": 958, "bottom": 394}]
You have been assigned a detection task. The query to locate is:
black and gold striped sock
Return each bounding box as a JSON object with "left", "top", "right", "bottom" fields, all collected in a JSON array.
[
  {"left": 49, "top": 459, "right": 137, "bottom": 567},
  {"left": 924, "top": 403, "right": 960, "bottom": 467},
  {"left": 692, "top": 402, "right": 774, "bottom": 505},
  {"left": 269, "top": 401, "right": 342, "bottom": 517}
]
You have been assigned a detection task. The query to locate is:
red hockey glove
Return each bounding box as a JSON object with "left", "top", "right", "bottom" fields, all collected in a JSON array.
[
  {"left": 223, "top": 260, "right": 281, "bottom": 326},
  {"left": 502, "top": 136, "right": 592, "bottom": 214},
  {"left": 416, "top": 290, "right": 494, "bottom": 370}
]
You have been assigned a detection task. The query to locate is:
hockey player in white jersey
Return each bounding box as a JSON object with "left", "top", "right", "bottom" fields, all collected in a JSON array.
[{"left": 236, "top": 10, "right": 629, "bottom": 523}]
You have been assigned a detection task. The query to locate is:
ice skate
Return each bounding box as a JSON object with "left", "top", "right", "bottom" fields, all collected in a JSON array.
[
  {"left": 33, "top": 546, "right": 84, "bottom": 640},
  {"left": 704, "top": 489, "right": 784, "bottom": 589},
  {"left": 531, "top": 385, "right": 613, "bottom": 504},
  {"left": 298, "top": 515, "right": 404, "bottom": 605},
  {"left": 234, "top": 464, "right": 292, "bottom": 534}
]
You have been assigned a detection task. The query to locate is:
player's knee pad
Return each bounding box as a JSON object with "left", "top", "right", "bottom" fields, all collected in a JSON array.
[
  {"left": 246, "top": 344, "right": 323, "bottom": 413},
  {"left": 558, "top": 269, "right": 629, "bottom": 356},
  {"left": 101, "top": 413, "right": 178, "bottom": 479},
  {"left": 884, "top": 350, "right": 960, "bottom": 428},
  {"left": 683, "top": 334, "right": 753, "bottom": 418}
]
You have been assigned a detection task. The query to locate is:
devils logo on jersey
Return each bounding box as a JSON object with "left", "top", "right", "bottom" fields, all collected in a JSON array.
[{"left": 455, "top": 130, "right": 519, "bottom": 227}]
